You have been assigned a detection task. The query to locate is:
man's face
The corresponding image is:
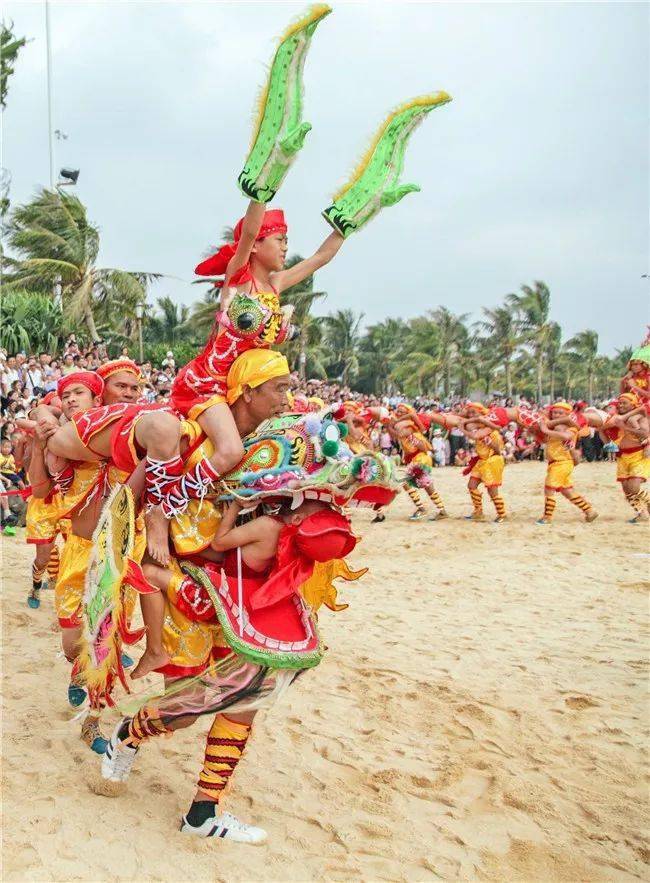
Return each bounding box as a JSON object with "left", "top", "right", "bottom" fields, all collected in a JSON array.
[
  {"left": 64, "top": 355, "right": 74, "bottom": 366},
  {"left": 245, "top": 374, "right": 291, "bottom": 424},
  {"left": 28, "top": 358, "right": 36, "bottom": 370},
  {"left": 7, "top": 357, "right": 15, "bottom": 370},
  {"left": 39, "top": 354, "right": 51, "bottom": 366},
  {"left": 617, "top": 398, "right": 633, "bottom": 415},
  {"left": 16, "top": 354, "right": 25, "bottom": 366},
  {"left": 103, "top": 370, "right": 141, "bottom": 404},
  {"left": 60, "top": 383, "right": 97, "bottom": 418}
]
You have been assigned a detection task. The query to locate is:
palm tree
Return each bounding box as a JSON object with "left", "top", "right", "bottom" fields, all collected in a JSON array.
[
  {"left": 479, "top": 304, "right": 521, "bottom": 397},
  {"left": 185, "top": 288, "right": 220, "bottom": 341},
  {"left": 507, "top": 281, "right": 552, "bottom": 403},
  {"left": 146, "top": 296, "right": 190, "bottom": 346},
  {"left": 544, "top": 321, "right": 562, "bottom": 400},
  {"left": 322, "top": 309, "right": 363, "bottom": 386},
  {"left": 358, "top": 318, "right": 409, "bottom": 394},
  {"left": 430, "top": 306, "right": 469, "bottom": 397},
  {"left": 1, "top": 21, "right": 27, "bottom": 109},
  {"left": 5, "top": 188, "right": 158, "bottom": 341},
  {"left": 565, "top": 329, "right": 599, "bottom": 402},
  {"left": 280, "top": 255, "right": 326, "bottom": 378}
]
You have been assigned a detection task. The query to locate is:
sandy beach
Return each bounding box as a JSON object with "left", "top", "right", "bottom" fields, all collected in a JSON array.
[{"left": 1, "top": 460, "right": 648, "bottom": 882}]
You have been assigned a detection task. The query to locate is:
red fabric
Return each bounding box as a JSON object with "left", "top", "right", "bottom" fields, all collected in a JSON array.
[
  {"left": 57, "top": 370, "right": 104, "bottom": 398},
  {"left": 249, "top": 510, "right": 356, "bottom": 612},
  {"left": 41, "top": 391, "right": 61, "bottom": 407},
  {"left": 195, "top": 209, "right": 287, "bottom": 285},
  {"left": 463, "top": 455, "right": 479, "bottom": 476}
]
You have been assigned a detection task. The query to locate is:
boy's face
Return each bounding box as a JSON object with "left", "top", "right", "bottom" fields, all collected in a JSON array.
[
  {"left": 60, "top": 383, "right": 98, "bottom": 418},
  {"left": 252, "top": 233, "right": 288, "bottom": 273},
  {"left": 1, "top": 441, "right": 11, "bottom": 455}
]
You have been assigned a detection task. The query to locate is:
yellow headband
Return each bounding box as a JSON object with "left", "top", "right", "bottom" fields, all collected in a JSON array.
[
  {"left": 618, "top": 392, "right": 640, "bottom": 407},
  {"left": 226, "top": 349, "right": 290, "bottom": 405},
  {"left": 548, "top": 401, "right": 572, "bottom": 413}
]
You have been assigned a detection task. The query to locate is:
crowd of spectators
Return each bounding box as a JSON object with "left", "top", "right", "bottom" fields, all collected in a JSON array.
[{"left": 0, "top": 340, "right": 612, "bottom": 528}]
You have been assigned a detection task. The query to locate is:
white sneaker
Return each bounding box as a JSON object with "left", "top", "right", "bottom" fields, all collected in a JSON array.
[
  {"left": 101, "top": 718, "right": 138, "bottom": 782},
  {"left": 180, "top": 810, "right": 267, "bottom": 844}
]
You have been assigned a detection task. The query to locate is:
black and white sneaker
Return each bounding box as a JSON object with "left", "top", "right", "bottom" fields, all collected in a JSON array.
[
  {"left": 101, "top": 718, "right": 138, "bottom": 782},
  {"left": 180, "top": 811, "right": 267, "bottom": 844}
]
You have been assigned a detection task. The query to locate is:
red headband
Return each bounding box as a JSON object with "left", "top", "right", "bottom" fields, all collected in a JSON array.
[
  {"left": 57, "top": 371, "right": 104, "bottom": 398},
  {"left": 97, "top": 359, "right": 142, "bottom": 381},
  {"left": 195, "top": 209, "right": 288, "bottom": 285}
]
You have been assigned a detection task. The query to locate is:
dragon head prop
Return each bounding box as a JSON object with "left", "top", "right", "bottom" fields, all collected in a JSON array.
[{"left": 221, "top": 410, "right": 398, "bottom": 510}]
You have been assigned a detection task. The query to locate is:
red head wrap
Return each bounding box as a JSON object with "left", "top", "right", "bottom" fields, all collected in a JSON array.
[
  {"left": 41, "top": 391, "right": 60, "bottom": 407},
  {"left": 194, "top": 209, "right": 288, "bottom": 285},
  {"left": 249, "top": 509, "right": 357, "bottom": 612},
  {"left": 57, "top": 371, "right": 104, "bottom": 399},
  {"left": 96, "top": 359, "right": 142, "bottom": 382}
]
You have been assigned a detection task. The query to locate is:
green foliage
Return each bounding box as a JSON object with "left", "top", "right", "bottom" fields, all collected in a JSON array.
[
  {"left": 0, "top": 289, "right": 64, "bottom": 353},
  {"left": 143, "top": 341, "right": 200, "bottom": 368},
  {"left": 4, "top": 188, "right": 158, "bottom": 341},
  {"left": 1, "top": 21, "right": 27, "bottom": 109}
]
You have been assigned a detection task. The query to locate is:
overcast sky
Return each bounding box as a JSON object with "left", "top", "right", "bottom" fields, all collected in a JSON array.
[{"left": 3, "top": 1, "right": 648, "bottom": 354}]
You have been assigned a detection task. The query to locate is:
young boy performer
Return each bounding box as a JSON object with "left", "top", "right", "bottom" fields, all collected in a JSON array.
[
  {"left": 535, "top": 402, "right": 598, "bottom": 524},
  {"left": 602, "top": 393, "right": 650, "bottom": 522},
  {"left": 461, "top": 403, "right": 507, "bottom": 522},
  {"left": 391, "top": 404, "right": 447, "bottom": 520}
]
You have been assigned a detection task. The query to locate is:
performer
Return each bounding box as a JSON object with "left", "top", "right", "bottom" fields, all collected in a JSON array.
[
  {"left": 461, "top": 403, "right": 507, "bottom": 522},
  {"left": 602, "top": 393, "right": 650, "bottom": 522},
  {"left": 535, "top": 402, "right": 598, "bottom": 524},
  {"left": 391, "top": 404, "right": 447, "bottom": 521}
]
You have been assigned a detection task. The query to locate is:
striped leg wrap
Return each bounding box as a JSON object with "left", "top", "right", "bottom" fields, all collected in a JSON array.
[
  {"left": 543, "top": 497, "right": 557, "bottom": 520},
  {"left": 426, "top": 487, "right": 446, "bottom": 512},
  {"left": 469, "top": 488, "right": 483, "bottom": 514},
  {"left": 491, "top": 494, "right": 506, "bottom": 518},
  {"left": 197, "top": 715, "right": 251, "bottom": 800},
  {"left": 626, "top": 491, "right": 650, "bottom": 515},
  {"left": 47, "top": 545, "right": 60, "bottom": 584},
  {"left": 162, "top": 458, "right": 221, "bottom": 519},
  {"left": 145, "top": 455, "right": 184, "bottom": 511},
  {"left": 127, "top": 707, "right": 171, "bottom": 746},
  {"left": 404, "top": 486, "right": 426, "bottom": 515},
  {"left": 569, "top": 494, "right": 592, "bottom": 514},
  {"left": 32, "top": 561, "right": 46, "bottom": 590}
]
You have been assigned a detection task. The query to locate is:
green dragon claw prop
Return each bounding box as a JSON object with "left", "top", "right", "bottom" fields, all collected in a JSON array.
[
  {"left": 238, "top": 4, "right": 332, "bottom": 203},
  {"left": 322, "top": 93, "right": 452, "bottom": 237}
]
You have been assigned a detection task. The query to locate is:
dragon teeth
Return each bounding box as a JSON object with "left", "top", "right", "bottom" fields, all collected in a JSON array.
[{"left": 291, "top": 492, "right": 305, "bottom": 510}]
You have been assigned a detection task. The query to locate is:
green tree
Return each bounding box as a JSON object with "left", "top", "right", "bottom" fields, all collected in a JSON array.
[
  {"left": 5, "top": 189, "right": 157, "bottom": 341},
  {"left": 279, "top": 255, "right": 326, "bottom": 378},
  {"left": 565, "top": 329, "right": 599, "bottom": 402},
  {"left": 0, "top": 289, "right": 64, "bottom": 353},
  {"left": 544, "top": 321, "right": 562, "bottom": 400},
  {"left": 430, "top": 306, "right": 469, "bottom": 397},
  {"left": 1, "top": 21, "right": 27, "bottom": 109},
  {"left": 146, "top": 296, "right": 190, "bottom": 345},
  {"left": 322, "top": 309, "right": 363, "bottom": 386},
  {"left": 507, "top": 281, "right": 553, "bottom": 402},
  {"left": 479, "top": 304, "right": 521, "bottom": 397},
  {"left": 357, "top": 318, "right": 409, "bottom": 394}
]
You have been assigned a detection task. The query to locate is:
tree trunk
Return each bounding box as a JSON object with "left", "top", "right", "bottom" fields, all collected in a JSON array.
[
  {"left": 588, "top": 370, "right": 594, "bottom": 404},
  {"left": 505, "top": 359, "right": 512, "bottom": 398},
  {"left": 444, "top": 359, "right": 450, "bottom": 398},
  {"left": 536, "top": 351, "right": 544, "bottom": 403},
  {"left": 549, "top": 365, "right": 556, "bottom": 401},
  {"left": 84, "top": 303, "right": 99, "bottom": 342}
]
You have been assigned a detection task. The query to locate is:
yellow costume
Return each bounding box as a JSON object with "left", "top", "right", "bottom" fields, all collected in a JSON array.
[
  {"left": 545, "top": 427, "right": 577, "bottom": 490},
  {"left": 470, "top": 432, "right": 505, "bottom": 487},
  {"left": 25, "top": 493, "right": 63, "bottom": 545},
  {"left": 617, "top": 449, "right": 650, "bottom": 482}
]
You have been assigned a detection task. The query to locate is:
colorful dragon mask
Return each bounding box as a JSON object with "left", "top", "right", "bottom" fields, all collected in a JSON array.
[{"left": 221, "top": 410, "right": 399, "bottom": 510}]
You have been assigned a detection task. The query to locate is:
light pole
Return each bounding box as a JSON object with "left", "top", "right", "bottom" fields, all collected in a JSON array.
[
  {"left": 45, "top": 0, "right": 55, "bottom": 189},
  {"left": 135, "top": 301, "right": 145, "bottom": 362}
]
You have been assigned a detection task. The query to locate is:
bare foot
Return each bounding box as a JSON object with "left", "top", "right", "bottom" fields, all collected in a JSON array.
[
  {"left": 145, "top": 505, "right": 170, "bottom": 565},
  {"left": 131, "top": 647, "right": 170, "bottom": 680}
]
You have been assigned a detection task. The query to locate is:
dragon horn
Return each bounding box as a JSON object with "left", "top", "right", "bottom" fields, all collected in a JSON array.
[
  {"left": 238, "top": 4, "right": 332, "bottom": 203},
  {"left": 322, "top": 92, "right": 452, "bottom": 238}
]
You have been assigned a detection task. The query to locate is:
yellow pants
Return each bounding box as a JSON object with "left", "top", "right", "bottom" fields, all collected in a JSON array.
[
  {"left": 160, "top": 558, "right": 226, "bottom": 677},
  {"left": 617, "top": 450, "right": 650, "bottom": 482},
  {"left": 55, "top": 534, "right": 93, "bottom": 628},
  {"left": 545, "top": 459, "right": 574, "bottom": 490},
  {"left": 25, "top": 495, "right": 62, "bottom": 545},
  {"left": 470, "top": 454, "right": 504, "bottom": 488}
]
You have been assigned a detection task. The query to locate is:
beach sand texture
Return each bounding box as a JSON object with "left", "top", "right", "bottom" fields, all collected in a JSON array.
[{"left": 1, "top": 461, "right": 648, "bottom": 882}]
